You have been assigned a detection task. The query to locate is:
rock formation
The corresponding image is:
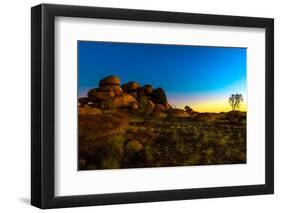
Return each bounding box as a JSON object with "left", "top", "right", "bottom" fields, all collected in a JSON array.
[{"left": 82, "top": 75, "right": 193, "bottom": 118}]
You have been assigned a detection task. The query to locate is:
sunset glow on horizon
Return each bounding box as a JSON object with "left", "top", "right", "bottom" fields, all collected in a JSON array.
[{"left": 78, "top": 41, "right": 247, "bottom": 113}]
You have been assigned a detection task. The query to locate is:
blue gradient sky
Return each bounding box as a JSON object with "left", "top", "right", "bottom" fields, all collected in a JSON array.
[{"left": 78, "top": 41, "right": 247, "bottom": 112}]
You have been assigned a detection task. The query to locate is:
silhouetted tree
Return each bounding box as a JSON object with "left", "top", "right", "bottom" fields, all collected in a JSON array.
[
  {"left": 184, "top": 105, "right": 193, "bottom": 113},
  {"left": 229, "top": 93, "right": 243, "bottom": 120}
]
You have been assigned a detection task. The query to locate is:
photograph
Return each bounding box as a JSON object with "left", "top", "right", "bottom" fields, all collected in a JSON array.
[
  {"left": 78, "top": 41, "right": 247, "bottom": 170},
  {"left": 30, "top": 3, "right": 274, "bottom": 209}
]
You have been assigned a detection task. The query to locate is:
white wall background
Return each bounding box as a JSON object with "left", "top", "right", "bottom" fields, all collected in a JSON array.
[{"left": 0, "top": 0, "right": 279, "bottom": 212}]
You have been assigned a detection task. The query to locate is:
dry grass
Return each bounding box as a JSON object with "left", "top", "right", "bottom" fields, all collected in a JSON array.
[{"left": 79, "top": 108, "right": 246, "bottom": 170}]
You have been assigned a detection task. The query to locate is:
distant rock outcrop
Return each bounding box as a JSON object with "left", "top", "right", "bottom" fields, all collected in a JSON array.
[
  {"left": 194, "top": 113, "right": 216, "bottom": 121},
  {"left": 168, "top": 108, "right": 190, "bottom": 117}
]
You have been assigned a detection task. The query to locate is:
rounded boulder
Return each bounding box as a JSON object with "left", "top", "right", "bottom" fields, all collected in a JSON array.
[
  {"left": 109, "top": 93, "right": 137, "bottom": 108},
  {"left": 122, "top": 81, "right": 140, "bottom": 92},
  {"left": 99, "top": 75, "right": 120, "bottom": 87},
  {"left": 125, "top": 140, "right": 144, "bottom": 153},
  {"left": 88, "top": 88, "right": 115, "bottom": 102},
  {"left": 99, "top": 85, "right": 123, "bottom": 96}
]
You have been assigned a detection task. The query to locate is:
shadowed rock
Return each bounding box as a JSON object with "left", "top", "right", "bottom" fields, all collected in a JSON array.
[
  {"left": 150, "top": 88, "right": 167, "bottom": 105},
  {"left": 137, "top": 85, "right": 153, "bottom": 100},
  {"left": 154, "top": 104, "right": 167, "bottom": 112},
  {"left": 78, "top": 97, "right": 89, "bottom": 107},
  {"left": 128, "top": 91, "right": 138, "bottom": 99},
  {"left": 143, "top": 84, "right": 153, "bottom": 94},
  {"left": 122, "top": 81, "right": 140, "bottom": 92},
  {"left": 130, "top": 102, "right": 139, "bottom": 110},
  {"left": 144, "top": 100, "right": 155, "bottom": 116}
]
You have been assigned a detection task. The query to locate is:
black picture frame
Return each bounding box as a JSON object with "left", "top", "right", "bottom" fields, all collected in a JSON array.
[{"left": 31, "top": 3, "right": 274, "bottom": 209}]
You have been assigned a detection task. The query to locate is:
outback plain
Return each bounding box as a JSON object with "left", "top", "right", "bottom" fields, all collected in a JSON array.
[{"left": 78, "top": 75, "right": 246, "bottom": 170}]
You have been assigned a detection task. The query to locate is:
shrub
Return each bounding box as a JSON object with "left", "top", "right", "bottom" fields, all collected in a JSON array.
[{"left": 138, "top": 95, "right": 148, "bottom": 112}]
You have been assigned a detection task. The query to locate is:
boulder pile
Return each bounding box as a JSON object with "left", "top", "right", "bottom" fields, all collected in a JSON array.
[{"left": 79, "top": 75, "right": 190, "bottom": 118}]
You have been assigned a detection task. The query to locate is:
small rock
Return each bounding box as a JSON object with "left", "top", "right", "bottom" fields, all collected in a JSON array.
[{"left": 125, "top": 140, "right": 144, "bottom": 153}]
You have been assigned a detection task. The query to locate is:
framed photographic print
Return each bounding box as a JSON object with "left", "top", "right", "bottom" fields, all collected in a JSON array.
[{"left": 31, "top": 3, "right": 274, "bottom": 209}]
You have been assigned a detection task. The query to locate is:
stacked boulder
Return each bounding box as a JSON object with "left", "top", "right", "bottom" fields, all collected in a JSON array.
[
  {"left": 80, "top": 75, "right": 190, "bottom": 118},
  {"left": 87, "top": 76, "right": 138, "bottom": 109},
  {"left": 122, "top": 81, "right": 140, "bottom": 99}
]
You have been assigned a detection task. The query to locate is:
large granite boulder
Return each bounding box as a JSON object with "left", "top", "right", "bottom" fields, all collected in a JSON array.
[
  {"left": 99, "top": 85, "right": 123, "bottom": 96},
  {"left": 88, "top": 88, "right": 115, "bottom": 102},
  {"left": 99, "top": 75, "right": 120, "bottom": 87},
  {"left": 137, "top": 85, "right": 153, "bottom": 99},
  {"left": 100, "top": 93, "right": 137, "bottom": 108},
  {"left": 122, "top": 81, "right": 140, "bottom": 92}
]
